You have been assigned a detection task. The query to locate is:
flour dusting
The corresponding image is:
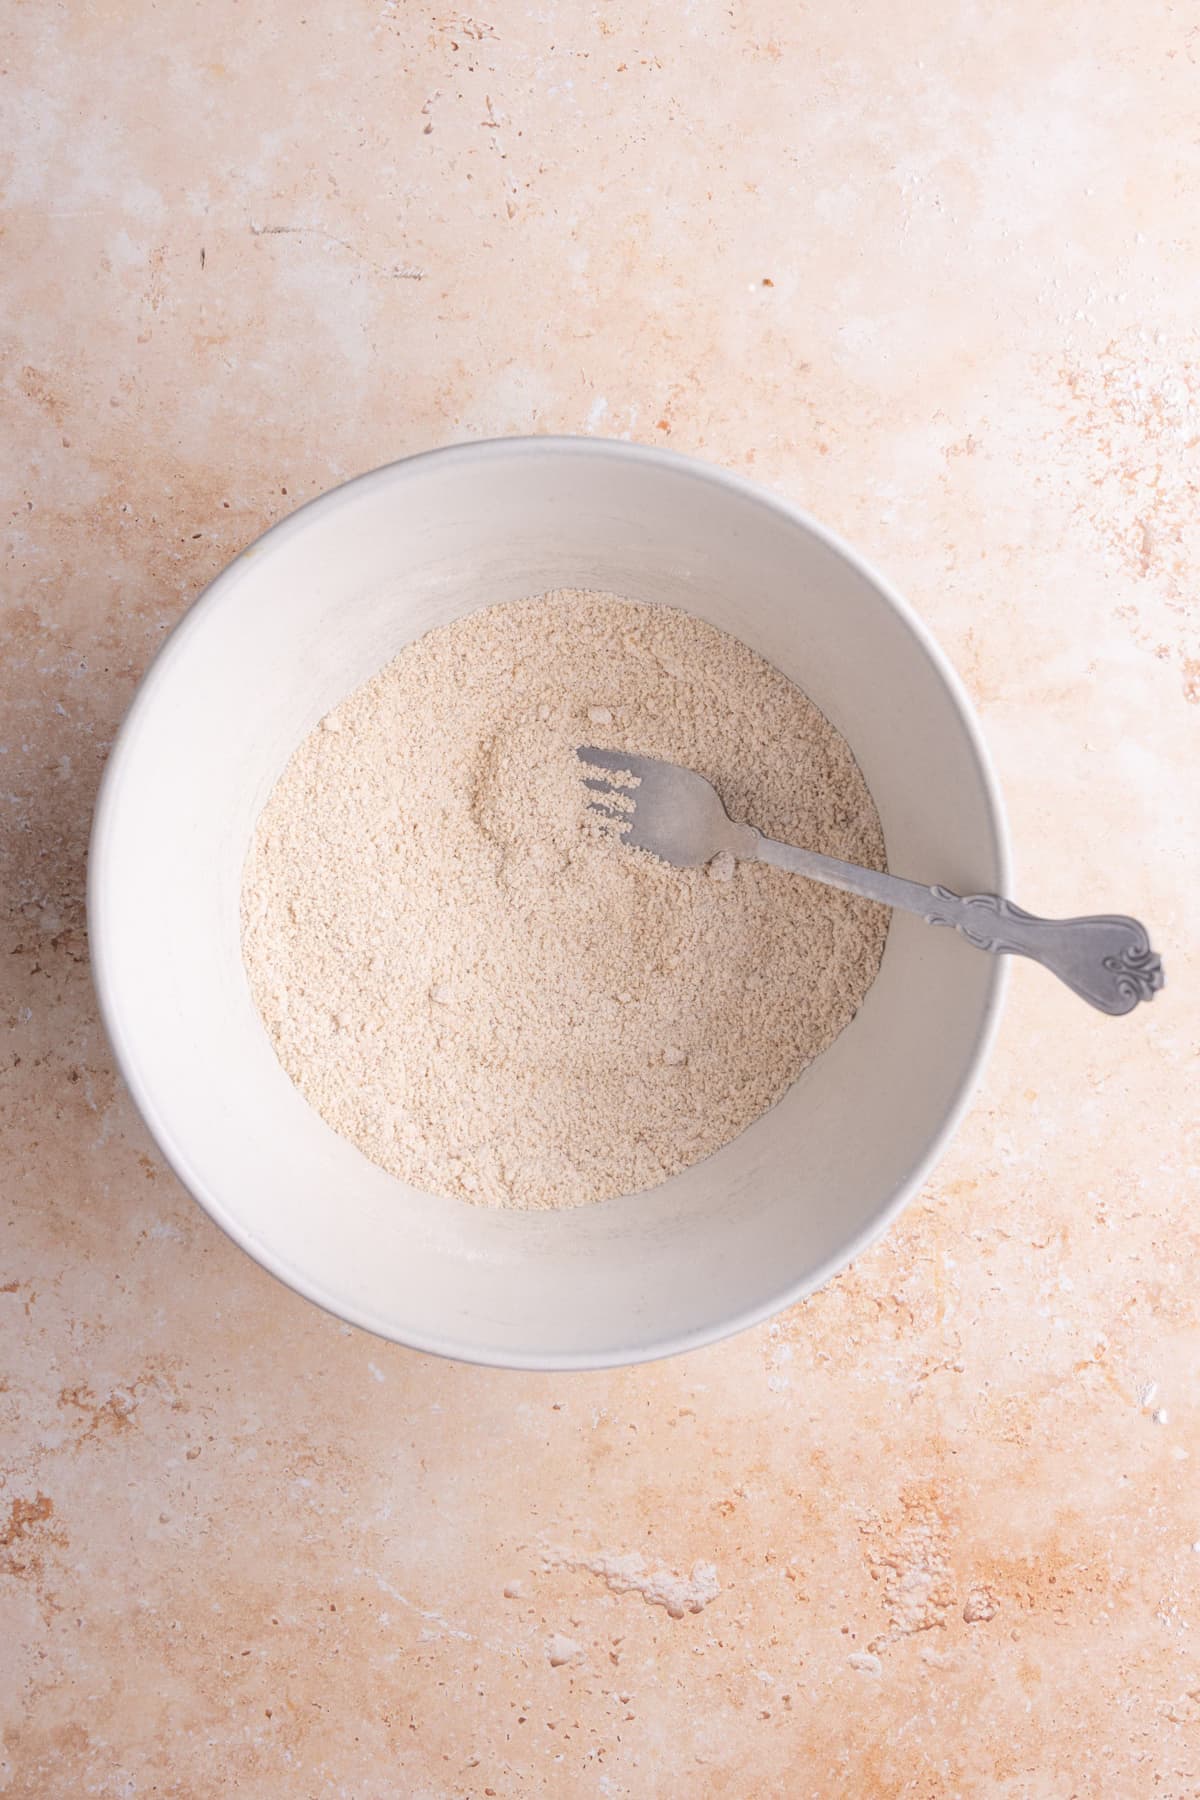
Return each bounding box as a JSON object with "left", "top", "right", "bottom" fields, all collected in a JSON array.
[{"left": 546, "top": 1547, "right": 721, "bottom": 1618}]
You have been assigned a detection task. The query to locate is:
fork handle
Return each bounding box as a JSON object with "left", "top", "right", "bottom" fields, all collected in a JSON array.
[{"left": 752, "top": 834, "right": 1163, "bottom": 1016}]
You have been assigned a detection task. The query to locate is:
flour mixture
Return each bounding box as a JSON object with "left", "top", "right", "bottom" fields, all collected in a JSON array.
[{"left": 241, "top": 592, "right": 888, "bottom": 1208}]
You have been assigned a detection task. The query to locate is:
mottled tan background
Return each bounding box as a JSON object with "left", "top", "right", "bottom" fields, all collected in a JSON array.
[{"left": 2, "top": 2, "right": 1198, "bottom": 1795}]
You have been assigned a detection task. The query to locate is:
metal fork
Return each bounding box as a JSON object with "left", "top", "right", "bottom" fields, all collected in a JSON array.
[{"left": 577, "top": 747, "right": 1164, "bottom": 1016}]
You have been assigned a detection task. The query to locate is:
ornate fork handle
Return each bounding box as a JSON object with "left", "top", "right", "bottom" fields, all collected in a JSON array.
[
  {"left": 923, "top": 889, "right": 1163, "bottom": 1015},
  {"left": 751, "top": 835, "right": 1164, "bottom": 1017}
]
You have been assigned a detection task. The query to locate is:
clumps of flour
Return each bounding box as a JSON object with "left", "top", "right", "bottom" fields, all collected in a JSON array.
[
  {"left": 241, "top": 592, "right": 887, "bottom": 1209},
  {"left": 543, "top": 1549, "right": 721, "bottom": 1619}
]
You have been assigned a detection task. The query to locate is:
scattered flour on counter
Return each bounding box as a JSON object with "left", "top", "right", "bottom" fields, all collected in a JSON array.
[
  {"left": 241, "top": 591, "right": 887, "bottom": 1210},
  {"left": 546, "top": 1547, "right": 721, "bottom": 1618},
  {"left": 848, "top": 1651, "right": 883, "bottom": 1675}
]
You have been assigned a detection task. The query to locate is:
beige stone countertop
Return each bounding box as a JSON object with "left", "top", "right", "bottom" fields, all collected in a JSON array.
[{"left": 2, "top": 3, "right": 1197, "bottom": 1795}]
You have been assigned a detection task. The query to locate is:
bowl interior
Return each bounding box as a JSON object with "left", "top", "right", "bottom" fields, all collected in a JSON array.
[{"left": 90, "top": 439, "right": 1007, "bottom": 1368}]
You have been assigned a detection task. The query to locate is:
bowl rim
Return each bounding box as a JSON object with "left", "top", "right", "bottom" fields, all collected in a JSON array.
[{"left": 89, "top": 434, "right": 1011, "bottom": 1370}]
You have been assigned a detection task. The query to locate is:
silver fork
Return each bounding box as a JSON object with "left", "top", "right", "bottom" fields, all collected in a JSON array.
[{"left": 577, "top": 747, "right": 1164, "bottom": 1017}]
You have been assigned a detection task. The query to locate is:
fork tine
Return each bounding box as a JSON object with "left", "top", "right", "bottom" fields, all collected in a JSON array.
[
  {"left": 585, "top": 796, "right": 631, "bottom": 830},
  {"left": 575, "top": 745, "right": 649, "bottom": 781},
  {"left": 584, "top": 789, "right": 634, "bottom": 816},
  {"left": 581, "top": 777, "right": 635, "bottom": 812}
]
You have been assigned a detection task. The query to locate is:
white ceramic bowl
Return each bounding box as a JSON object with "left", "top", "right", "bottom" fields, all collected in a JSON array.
[{"left": 90, "top": 438, "right": 1009, "bottom": 1369}]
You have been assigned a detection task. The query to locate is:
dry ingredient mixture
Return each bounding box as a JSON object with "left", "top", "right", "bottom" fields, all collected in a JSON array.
[{"left": 241, "top": 592, "right": 888, "bottom": 1209}]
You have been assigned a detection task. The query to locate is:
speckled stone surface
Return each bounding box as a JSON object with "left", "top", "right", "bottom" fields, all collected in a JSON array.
[{"left": 2, "top": 4, "right": 1197, "bottom": 1795}]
